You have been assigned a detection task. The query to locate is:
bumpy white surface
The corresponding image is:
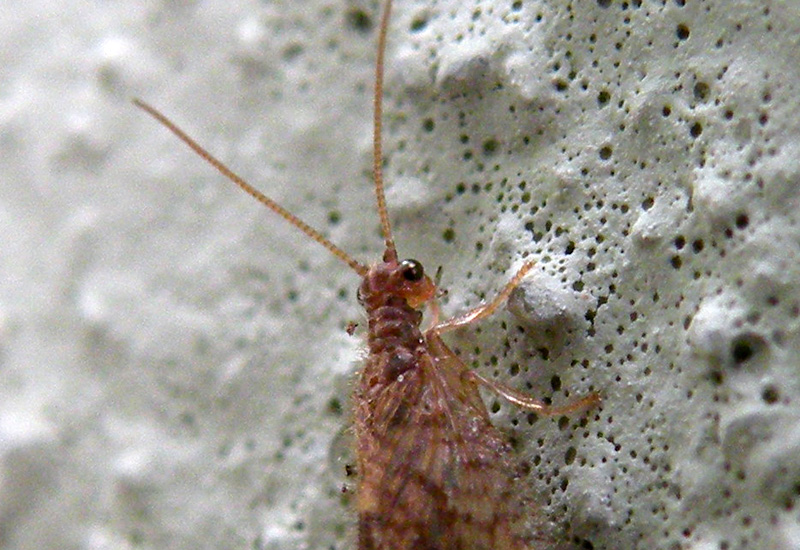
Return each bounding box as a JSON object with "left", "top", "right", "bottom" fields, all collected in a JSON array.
[{"left": 2, "top": 0, "right": 799, "bottom": 549}]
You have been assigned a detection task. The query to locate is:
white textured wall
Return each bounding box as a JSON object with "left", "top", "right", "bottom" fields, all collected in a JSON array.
[{"left": 2, "top": 0, "right": 799, "bottom": 549}]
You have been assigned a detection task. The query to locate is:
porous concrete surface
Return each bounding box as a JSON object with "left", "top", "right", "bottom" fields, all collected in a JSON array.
[{"left": 2, "top": 0, "right": 799, "bottom": 549}]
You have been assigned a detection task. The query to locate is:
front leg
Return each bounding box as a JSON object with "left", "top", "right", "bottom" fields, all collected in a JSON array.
[
  {"left": 430, "top": 261, "right": 535, "bottom": 335},
  {"left": 428, "top": 260, "right": 600, "bottom": 414}
]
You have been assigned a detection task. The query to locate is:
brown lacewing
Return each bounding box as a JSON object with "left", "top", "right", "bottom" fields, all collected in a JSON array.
[{"left": 134, "top": 0, "right": 599, "bottom": 547}]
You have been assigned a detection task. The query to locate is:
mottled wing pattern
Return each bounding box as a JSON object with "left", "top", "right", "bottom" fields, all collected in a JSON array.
[{"left": 355, "top": 332, "right": 530, "bottom": 550}]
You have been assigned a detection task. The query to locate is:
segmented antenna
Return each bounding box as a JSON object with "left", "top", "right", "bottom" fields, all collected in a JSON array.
[
  {"left": 132, "top": 99, "right": 369, "bottom": 277},
  {"left": 372, "top": 0, "right": 397, "bottom": 263},
  {"left": 134, "top": 0, "right": 399, "bottom": 275}
]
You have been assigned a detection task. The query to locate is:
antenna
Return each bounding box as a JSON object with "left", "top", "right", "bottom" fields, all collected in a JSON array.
[
  {"left": 132, "top": 99, "right": 369, "bottom": 277},
  {"left": 133, "top": 0, "right": 399, "bottom": 275},
  {"left": 372, "top": 0, "right": 397, "bottom": 263}
]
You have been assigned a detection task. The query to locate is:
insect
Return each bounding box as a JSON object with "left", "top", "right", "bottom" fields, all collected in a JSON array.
[{"left": 134, "top": 0, "right": 600, "bottom": 548}]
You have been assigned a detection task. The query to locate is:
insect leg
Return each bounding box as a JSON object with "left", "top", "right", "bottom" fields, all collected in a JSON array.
[
  {"left": 467, "top": 370, "right": 601, "bottom": 415},
  {"left": 430, "top": 260, "right": 601, "bottom": 414},
  {"left": 430, "top": 261, "right": 535, "bottom": 334}
]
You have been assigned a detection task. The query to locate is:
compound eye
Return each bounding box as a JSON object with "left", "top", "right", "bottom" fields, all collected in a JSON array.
[{"left": 400, "top": 259, "right": 424, "bottom": 281}]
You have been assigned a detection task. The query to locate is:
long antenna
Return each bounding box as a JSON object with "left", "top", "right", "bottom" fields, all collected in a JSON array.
[
  {"left": 132, "top": 99, "right": 369, "bottom": 277},
  {"left": 372, "top": 0, "right": 397, "bottom": 263}
]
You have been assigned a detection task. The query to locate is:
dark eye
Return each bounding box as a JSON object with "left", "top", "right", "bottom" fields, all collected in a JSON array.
[{"left": 400, "top": 259, "right": 424, "bottom": 281}]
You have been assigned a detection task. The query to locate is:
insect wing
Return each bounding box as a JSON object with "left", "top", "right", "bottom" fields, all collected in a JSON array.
[{"left": 356, "top": 333, "right": 530, "bottom": 550}]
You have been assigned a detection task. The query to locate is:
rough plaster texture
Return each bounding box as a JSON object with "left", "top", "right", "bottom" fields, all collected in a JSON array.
[{"left": 2, "top": 0, "right": 800, "bottom": 549}]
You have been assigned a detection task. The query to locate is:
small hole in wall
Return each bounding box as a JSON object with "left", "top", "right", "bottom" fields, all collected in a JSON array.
[
  {"left": 732, "top": 340, "right": 753, "bottom": 363},
  {"left": 730, "top": 333, "right": 766, "bottom": 365},
  {"left": 761, "top": 385, "right": 779, "bottom": 405},
  {"left": 693, "top": 82, "right": 710, "bottom": 101},
  {"left": 346, "top": 8, "right": 372, "bottom": 33},
  {"left": 410, "top": 15, "right": 429, "bottom": 32},
  {"left": 735, "top": 213, "right": 749, "bottom": 229}
]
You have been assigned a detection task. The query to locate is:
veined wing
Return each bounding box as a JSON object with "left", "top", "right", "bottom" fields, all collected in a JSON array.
[{"left": 355, "top": 332, "right": 530, "bottom": 550}]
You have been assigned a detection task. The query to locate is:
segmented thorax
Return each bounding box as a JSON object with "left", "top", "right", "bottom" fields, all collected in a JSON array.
[{"left": 357, "top": 256, "right": 436, "bottom": 383}]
